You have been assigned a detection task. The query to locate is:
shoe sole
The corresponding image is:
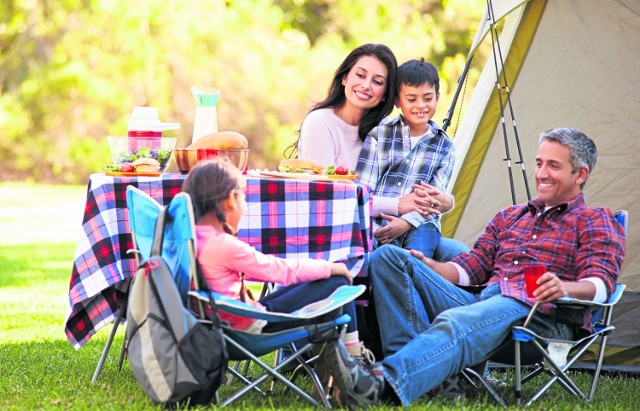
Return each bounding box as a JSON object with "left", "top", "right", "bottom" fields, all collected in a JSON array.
[{"left": 323, "top": 342, "right": 375, "bottom": 409}]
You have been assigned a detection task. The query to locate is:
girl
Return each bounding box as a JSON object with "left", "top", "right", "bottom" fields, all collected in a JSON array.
[{"left": 181, "top": 158, "right": 370, "bottom": 358}]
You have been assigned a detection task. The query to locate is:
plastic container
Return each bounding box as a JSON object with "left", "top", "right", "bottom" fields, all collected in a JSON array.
[
  {"left": 126, "top": 107, "right": 180, "bottom": 151},
  {"left": 191, "top": 86, "right": 220, "bottom": 145}
]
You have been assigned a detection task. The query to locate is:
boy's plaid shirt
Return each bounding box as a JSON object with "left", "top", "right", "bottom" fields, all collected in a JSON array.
[{"left": 355, "top": 115, "right": 455, "bottom": 230}]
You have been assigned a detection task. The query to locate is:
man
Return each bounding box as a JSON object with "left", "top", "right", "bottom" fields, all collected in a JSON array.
[{"left": 317, "top": 127, "right": 626, "bottom": 407}]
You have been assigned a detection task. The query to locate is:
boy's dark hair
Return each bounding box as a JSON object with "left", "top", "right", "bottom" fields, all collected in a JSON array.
[{"left": 395, "top": 58, "right": 440, "bottom": 95}]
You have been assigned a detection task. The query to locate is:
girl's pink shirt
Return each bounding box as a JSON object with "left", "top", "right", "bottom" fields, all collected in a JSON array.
[{"left": 195, "top": 225, "right": 332, "bottom": 328}]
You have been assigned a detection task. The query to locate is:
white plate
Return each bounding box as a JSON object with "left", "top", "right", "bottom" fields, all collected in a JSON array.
[{"left": 257, "top": 170, "right": 355, "bottom": 183}]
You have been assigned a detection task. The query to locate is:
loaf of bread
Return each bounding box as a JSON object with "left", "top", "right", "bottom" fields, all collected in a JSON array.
[{"left": 188, "top": 131, "right": 249, "bottom": 149}]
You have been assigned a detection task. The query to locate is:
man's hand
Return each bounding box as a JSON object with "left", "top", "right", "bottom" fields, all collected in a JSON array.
[
  {"left": 533, "top": 272, "right": 597, "bottom": 302},
  {"left": 374, "top": 214, "right": 411, "bottom": 244},
  {"left": 409, "top": 249, "right": 460, "bottom": 283}
]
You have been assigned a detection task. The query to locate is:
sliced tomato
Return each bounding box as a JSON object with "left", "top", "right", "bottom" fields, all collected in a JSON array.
[
  {"left": 120, "top": 162, "right": 134, "bottom": 172},
  {"left": 335, "top": 165, "right": 348, "bottom": 175}
]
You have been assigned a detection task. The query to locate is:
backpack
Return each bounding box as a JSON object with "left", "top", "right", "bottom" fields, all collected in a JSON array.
[{"left": 125, "top": 207, "right": 228, "bottom": 407}]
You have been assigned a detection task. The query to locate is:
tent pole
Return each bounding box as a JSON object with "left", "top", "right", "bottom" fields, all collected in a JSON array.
[
  {"left": 442, "top": 56, "right": 473, "bottom": 133},
  {"left": 487, "top": 0, "right": 517, "bottom": 205},
  {"left": 489, "top": 1, "right": 531, "bottom": 202}
]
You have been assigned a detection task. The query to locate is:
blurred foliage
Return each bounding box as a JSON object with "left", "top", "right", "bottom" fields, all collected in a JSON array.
[{"left": 0, "top": 0, "right": 489, "bottom": 183}]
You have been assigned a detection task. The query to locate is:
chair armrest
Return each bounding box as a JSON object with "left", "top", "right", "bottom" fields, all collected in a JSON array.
[
  {"left": 556, "top": 282, "right": 626, "bottom": 308},
  {"left": 189, "top": 284, "right": 365, "bottom": 323}
]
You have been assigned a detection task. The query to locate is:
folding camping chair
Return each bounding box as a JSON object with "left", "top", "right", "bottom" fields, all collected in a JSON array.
[
  {"left": 462, "top": 210, "right": 628, "bottom": 408},
  {"left": 91, "top": 187, "right": 162, "bottom": 383},
  {"left": 121, "top": 186, "right": 365, "bottom": 407},
  {"left": 190, "top": 285, "right": 364, "bottom": 407}
]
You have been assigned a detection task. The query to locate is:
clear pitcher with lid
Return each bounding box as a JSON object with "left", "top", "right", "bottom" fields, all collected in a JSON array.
[{"left": 191, "top": 86, "right": 220, "bottom": 144}]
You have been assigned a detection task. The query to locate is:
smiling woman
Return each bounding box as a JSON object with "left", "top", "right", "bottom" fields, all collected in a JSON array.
[
  {"left": 288, "top": 43, "right": 399, "bottom": 171},
  {"left": 0, "top": 184, "right": 86, "bottom": 245}
]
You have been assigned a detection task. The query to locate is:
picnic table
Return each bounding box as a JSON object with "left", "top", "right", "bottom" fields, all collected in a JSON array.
[{"left": 65, "top": 172, "right": 372, "bottom": 348}]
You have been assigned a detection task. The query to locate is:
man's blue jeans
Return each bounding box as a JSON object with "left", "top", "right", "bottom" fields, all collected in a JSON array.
[{"left": 370, "top": 245, "right": 574, "bottom": 405}]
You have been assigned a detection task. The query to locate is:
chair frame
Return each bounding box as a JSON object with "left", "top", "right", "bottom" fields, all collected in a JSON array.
[
  {"left": 191, "top": 284, "right": 365, "bottom": 407},
  {"left": 91, "top": 188, "right": 162, "bottom": 383},
  {"left": 110, "top": 186, "right": 364, "bottom": 407},
  {"left": 462, "top": 210, "right": 628, "bottom": 408}
]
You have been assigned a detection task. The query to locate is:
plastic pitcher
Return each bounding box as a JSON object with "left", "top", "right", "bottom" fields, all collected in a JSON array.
[{"left": 191, "top": 86, "right": 220, "bottom": 144}]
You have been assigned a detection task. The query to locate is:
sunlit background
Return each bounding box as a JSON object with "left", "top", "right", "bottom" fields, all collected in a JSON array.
[{"left": 0, "top": 0, "right": 487, "bottom": 183}]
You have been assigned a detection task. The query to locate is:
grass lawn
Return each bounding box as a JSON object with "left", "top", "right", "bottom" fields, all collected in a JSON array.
[{"left": 1, "top": 183, "right": 638, "bottom": 410}]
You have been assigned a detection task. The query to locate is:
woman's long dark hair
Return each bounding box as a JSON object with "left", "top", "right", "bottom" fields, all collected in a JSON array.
[{"left": 285, "top": 43, "right": 398, "bottom": 158}]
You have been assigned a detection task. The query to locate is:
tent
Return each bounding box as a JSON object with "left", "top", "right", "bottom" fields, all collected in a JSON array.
[{"left": 443, "top": 0, "right": 640, "bottom": 372}]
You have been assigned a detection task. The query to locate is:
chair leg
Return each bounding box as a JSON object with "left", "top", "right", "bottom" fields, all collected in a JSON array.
[
  {"left": 514, "top": 340, "right": 522, "bottom": 406},
  {"left": 117, "top": 298, "right": 129, "bottom": 371},
  {"left": 91, "top": 305, "right": 126, "bottom": 383},
  {"left": 589, "top": 333, "right": 609, "bottom": 400},
  {"left": 461, "top": 367, "right": 507, "bottom": 408},
  {"left": 117, "top": 335, "right": 127, "bottom": 371}
]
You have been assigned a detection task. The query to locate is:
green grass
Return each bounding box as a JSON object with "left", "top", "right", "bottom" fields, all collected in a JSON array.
[{"left": 1, "top": 184, "right": 639, "bottom": 409}]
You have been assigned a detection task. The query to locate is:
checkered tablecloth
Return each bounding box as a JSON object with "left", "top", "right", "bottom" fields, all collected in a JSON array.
[{"left": 65, "top": 173, "right": 372, "bottom": 348}]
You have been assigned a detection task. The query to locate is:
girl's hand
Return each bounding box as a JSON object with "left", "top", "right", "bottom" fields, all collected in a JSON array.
[{"left": 329, "top": 262, "right": 353, "bottom": 284}]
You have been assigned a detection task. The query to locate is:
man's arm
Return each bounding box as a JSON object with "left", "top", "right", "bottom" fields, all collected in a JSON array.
[
  {"left": 408, "top": 249, "right": 460, "bottom": 283},
  {"left": 533, "top": 273, "right": 598, "bottom": 302}
]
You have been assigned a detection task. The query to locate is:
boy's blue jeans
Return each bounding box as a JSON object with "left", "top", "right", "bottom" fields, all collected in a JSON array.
[
  {"left": 375, "top": 221, "right": 470, "bottom": 261},
  {"left": 370, "top": 245, "right": 574, "bottom": 405}
]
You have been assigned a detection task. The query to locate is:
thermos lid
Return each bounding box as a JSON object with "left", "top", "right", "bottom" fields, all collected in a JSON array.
[{"left": 128, "top": 106, "right": 180, "bottom": 132}]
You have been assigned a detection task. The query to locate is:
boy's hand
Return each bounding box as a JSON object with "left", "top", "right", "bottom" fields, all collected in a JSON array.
[
  {"left": 398, "top": 191, "right": 440, "bottom": 216},
  {"left": 412, "top": 182, "right": 452, "bottom": 214},
  {"left": 374, "top": 214, "right": 412, "bottom": 244}
]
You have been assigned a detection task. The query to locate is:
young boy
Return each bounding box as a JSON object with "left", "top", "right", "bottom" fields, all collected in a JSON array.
[{"left": 356, "top": 58, "right": 455, "bottom": 258}]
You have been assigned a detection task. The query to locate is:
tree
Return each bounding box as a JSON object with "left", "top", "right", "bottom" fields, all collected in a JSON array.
[{"left": 0, "top": 0, "right": 486, "bottom": 183}]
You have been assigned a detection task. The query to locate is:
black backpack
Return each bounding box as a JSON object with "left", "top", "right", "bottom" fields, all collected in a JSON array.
[{"left": 125, "top": 207, "right": 228, "bottom": 406}]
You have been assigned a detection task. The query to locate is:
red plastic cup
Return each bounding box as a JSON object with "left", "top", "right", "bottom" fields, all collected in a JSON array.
[{"left": 524, "top": 265, "right": 546, "bottom": 297}]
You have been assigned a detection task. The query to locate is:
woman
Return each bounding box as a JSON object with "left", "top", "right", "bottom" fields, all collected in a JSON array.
[{"left": 289, "top": 43, "right": 398, "bottom": 171}]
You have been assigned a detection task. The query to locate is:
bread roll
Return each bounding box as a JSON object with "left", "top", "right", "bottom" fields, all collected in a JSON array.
[
  {"left": 132, "top": 158, "right": 161, "bottom": 173},
  {"left": 189, "top": 131, "right": 249, "bottom": 149}
]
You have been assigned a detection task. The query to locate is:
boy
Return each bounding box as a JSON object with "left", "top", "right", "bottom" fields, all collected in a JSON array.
[{"left": 356, "top": 58, "right": 455, "bottom": 258}]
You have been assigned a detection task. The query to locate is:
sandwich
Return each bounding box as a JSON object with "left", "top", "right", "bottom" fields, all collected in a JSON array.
[
  {"left": 132, "top": 158, "right": 161, "bottom": 173},
  {"left": 278, "top": 158, "right": 323, "bottom": 174},
  {"left": 188, "top": 131, "right": 249, "bottom": 150}
]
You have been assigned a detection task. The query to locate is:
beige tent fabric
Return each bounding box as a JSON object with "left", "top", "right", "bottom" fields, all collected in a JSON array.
[{"left": 446, "top": 0, "right": 640, "bottom": 290}]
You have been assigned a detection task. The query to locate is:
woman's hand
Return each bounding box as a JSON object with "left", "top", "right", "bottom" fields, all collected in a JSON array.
[
  {"left": 329, "top": 262, "right": 353, "bottom": 284},
  {"left": 374, "top": 214, "right": 411, "bottom": 244}
]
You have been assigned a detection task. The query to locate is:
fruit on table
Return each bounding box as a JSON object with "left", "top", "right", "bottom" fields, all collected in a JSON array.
[
  {"left": 325, "top": 165, "right": 355, "bottom": 175},
  {"left": 334, "top": 165, "right": 348, "bottom": 175},
  {"left": 120, "top": 162, "right": 134, "bottom": 172}
]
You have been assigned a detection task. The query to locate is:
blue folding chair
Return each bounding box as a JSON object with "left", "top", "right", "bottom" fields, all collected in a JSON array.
[
  {"left": 91, "top": 187, "right": 163, "bottom": 383},
  {"left": 120, "top": 187, "right": 365, "bottom": 407},
  {"left": 463, "top": 210, "right": 628, "bottom": 407},
  {"left": 190, "top": 285, "right": 364, "bottom": 407}
]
